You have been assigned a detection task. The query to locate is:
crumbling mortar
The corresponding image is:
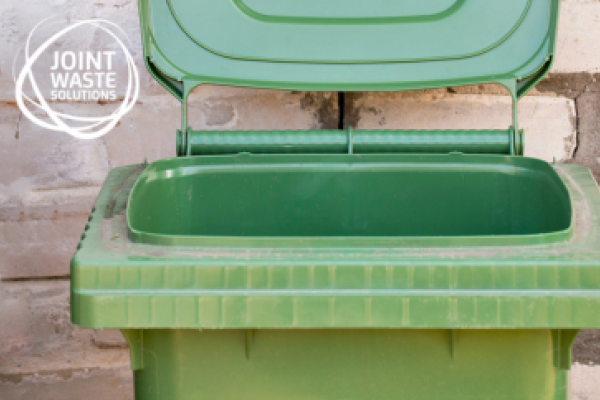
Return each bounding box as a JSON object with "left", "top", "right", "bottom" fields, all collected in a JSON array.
[
  {"left": 570, "top": 77, "right": 597, "bottom": 159},
  {"left": 15, "top": 110, "right": 22, "bottom": 139},
  {"left": 1, "top": 276, "right": 71, "bottom": 283}
]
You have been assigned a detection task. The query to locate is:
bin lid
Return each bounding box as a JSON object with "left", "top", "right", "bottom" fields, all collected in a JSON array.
[
  {"left": 168, "top": 0, "right": 530, "bottom": 64},
  {"left": 140, "top": 0, "right": 559, "bottom": 101}
]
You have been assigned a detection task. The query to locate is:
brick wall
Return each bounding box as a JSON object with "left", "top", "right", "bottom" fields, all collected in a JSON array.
[{"left": 0, "top": 0, "right": 599, "bottom": 398}]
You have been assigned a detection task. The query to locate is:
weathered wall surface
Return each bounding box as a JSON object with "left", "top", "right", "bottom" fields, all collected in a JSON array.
[{"left": 0, "top": 0, "right": 599, "bottom": 398}]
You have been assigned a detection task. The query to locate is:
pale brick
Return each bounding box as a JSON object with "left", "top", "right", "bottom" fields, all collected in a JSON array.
[
  {"left": 0, "top": 281, "right": 130, "bottom": 375},
  {"left": 554, "top": 2, "right": 600, "bottom": 73},
  {"left": 571, "top": 364, "right": 600, "bottom": 400},
  {"left": 0, "top": 209, "right": 90, "bottom": 279},
  {"left": 520, "top": 96, "right": 577, "bottom": 162},
  {"left": 0, "top": 281, "right": 132, "bottom": 397},
  {"left": 0, "top": 191, "right": 96, "bottom": 272},
  {"left": 346, "top": 93, "right": 576, "bottom": 162},
  {"left": 0, "top": 101, "right": 105, "bottom": 278},
  {"left": 0, "top": 367, "right": 133, "bottom": 400},
  {"left": 0, "top": 103, "right": 110, "bottom": 194}
]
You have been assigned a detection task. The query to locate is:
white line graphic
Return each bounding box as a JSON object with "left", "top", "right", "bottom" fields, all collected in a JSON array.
[{"left": 14, "top": 17, "right": 139, "bottom": 140}]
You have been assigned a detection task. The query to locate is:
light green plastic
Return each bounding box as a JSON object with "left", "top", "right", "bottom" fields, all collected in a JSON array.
[
  {"left": 121, "top": 329, "right": 578, "bottom": 400},
  {"left": 139, "top": 0, "right": 559, "bottom": 100},
  {"left": 73, "top": 162, "right": 600, "bottom": 331},
  {"left": 69, "top": 1, "right": 596, "bottom": 400},
  {"left": 168, "top": 0, "right": 530, "bottom": 63},
  {"left": 72, "top": 161, "right": 600, "bottom": 400}
]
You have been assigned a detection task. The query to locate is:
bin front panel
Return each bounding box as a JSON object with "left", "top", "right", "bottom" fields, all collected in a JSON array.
[{"left": 131, "top": 329, "right": 564, "bottom": 400}]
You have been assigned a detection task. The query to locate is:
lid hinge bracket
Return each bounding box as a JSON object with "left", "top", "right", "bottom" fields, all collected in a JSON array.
[
  {"left": 177, "top": 81, "right": 200, "bottom": 157},
  {"left": 499, "top": 79, "right": 524, "bottom": 156},
  {"left": 176, "top": 81, "right": 524, "bottom": 157}
]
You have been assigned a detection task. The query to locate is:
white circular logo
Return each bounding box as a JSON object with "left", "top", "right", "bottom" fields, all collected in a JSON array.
[{"left": 14, "top": 17, "right": 139, "bottom": 140}]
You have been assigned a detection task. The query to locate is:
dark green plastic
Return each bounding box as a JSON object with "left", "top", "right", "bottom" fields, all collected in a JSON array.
[
  {"left": 127, "top": 154, "right": 570, "bottom": 246},
  {"left": 69, "top": 1, "right": 597, "bottom": 400},
  {"left": 177, "top": 128, "right": 524, "bottom": 156}
]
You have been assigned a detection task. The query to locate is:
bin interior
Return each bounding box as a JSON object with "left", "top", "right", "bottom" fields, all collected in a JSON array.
[{"left": 127, "top": 154, "right": 571, "bottom": 241}]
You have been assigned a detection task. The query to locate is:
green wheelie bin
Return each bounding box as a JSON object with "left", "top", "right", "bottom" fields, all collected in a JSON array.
[{"left": 71, "top": 0, "right": 598, "bottom": 399}]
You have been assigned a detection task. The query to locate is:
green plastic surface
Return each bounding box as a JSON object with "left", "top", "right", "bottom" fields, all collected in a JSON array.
[
  {"left": 168, "top": 0, "right": 530, "bottom": 63},
  {"left": 72, "top": 160, "right": 598, "bottom": 400},
  {"left": 72, "top": 162, "right": 600, "bottom": 330},
  {"left": 121, "top": 329, "right": 576, "bottom": 400},
  {"left": 177, "top": 128, "right": 525, "bottom": 156},
  {"left": 139, "top": 0, "right": 559, "bottom": 99},
  {"left": 127, "top": 154, "right": 571, "bottom": 247}
]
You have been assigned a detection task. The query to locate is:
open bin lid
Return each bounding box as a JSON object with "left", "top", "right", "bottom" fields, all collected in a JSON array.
[
  {"left": 169, "top": 0, "right": 530, "bottom": 64},
  {"left": 139, "top": 0, "right": 559, "bottom": 100},
  {"left": 138, "top": 0, "right": 559, "bottom": 157}
]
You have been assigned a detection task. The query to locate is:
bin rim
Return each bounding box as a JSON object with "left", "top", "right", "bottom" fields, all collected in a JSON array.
[{"left": 70, "top": 162, "right": 600, "bottom": 329}]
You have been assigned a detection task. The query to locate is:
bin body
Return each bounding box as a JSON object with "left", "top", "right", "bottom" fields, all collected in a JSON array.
[
  {"left": 69, "top": 1, "right": 598, "bottom": 399},
  {"left": 73, "top": 160, "right": 599, "bottom": 399}
]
